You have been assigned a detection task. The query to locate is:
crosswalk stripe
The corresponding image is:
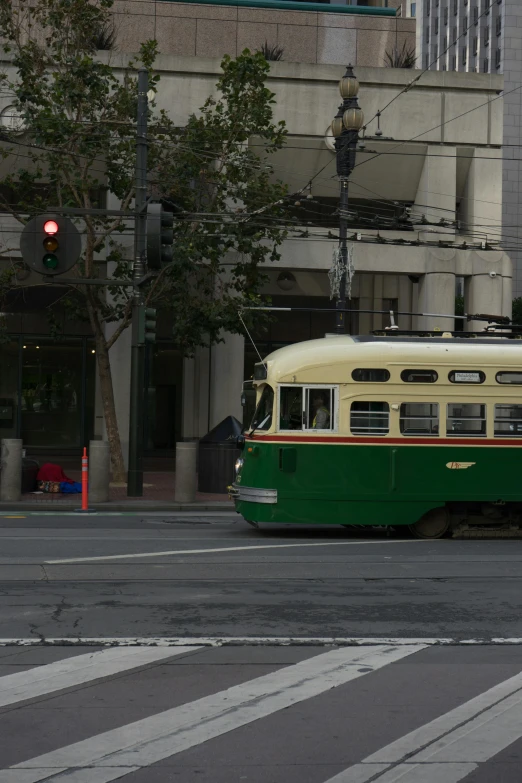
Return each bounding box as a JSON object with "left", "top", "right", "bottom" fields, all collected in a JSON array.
[
  {"left": 0, "top": 646, "right": 199, "bottom": 708},
  {"left": 324, "top": 667, "right": 522, "bottom": 782},
  {"left": 1, "top": 644, "right": 424, "bottom": 783}
]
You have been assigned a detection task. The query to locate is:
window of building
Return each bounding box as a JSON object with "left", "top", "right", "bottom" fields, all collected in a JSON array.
[
  {"left": 400, "top": 403, "right": 439, "bottom": 436},
  {"left": 435, "top": 17, "right": 439, "bottom": 33},
  {"left": 401, "top": 369, "right": 438, "bottom": 383},
  {"left": 473, "top": 6, "right": 479, "bottom": 24},
  {"left": 350, "top": 402, "right": 389, "bottom": 436},
  {"left": 410, "top": 1, "right": 417, "bottom": 16},
  {"left": 473, "top": 36, "right": 478, "bottom": 55},
  {"left": 447, "top": 403, "right": 487, "bottom": 436},
  {"left": 485, "top": 0, "right": 490, "bottom": 14},
  {"left": 427, "top": 0, "right": 431, "bottom": 15},
  {"left": 495, "top": 47, "right": 501, "bottom": 68},
  {"left": 352, "top": 369, "right": 390, "bottom": 383},
  {"left": 452, "top": 53, "right": 457, "bottom": 69},
  {"left": 463, "top": 46, "right": 468, "bottom": 64},
  {"left": 250, "top": 385, "right": 274, "bottom": 431},
  {"left": 444, "top": 6, "right": 448, "bottom": 24},
  {"left": 494, "top": 404, "right": 522, "bottom": 437},
  {"left": 426, "top": 27, "right": 430, "bottom": 43},
  {"left": 425, "top": 53, "right": 430, "bottom": 68},
  {"left": 496, "top": 372, "right": 522, "bottom": 384},
  {"left": 483, "top": 57, "right": 489, "bottom": 71},
  {"left": 496, "top": 15, "right": 501, "bottom": 35},
  {"left": 453, "top": 0, "right": 458, "bottom": 13},
  {"left": 484, "top": 25, "right": 490, "bottom": 45},
  {"left": 448, "top": 370, "right": 485, "bottom": 383}
]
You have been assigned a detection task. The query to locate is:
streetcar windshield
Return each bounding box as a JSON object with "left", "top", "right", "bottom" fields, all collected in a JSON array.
[{"left": 250, "top": 385, "right": 274, "bottom": 431}]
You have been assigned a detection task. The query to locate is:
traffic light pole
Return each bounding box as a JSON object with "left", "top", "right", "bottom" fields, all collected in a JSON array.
[{"left": 127, "top": 68, "right": 148, "bottom": 497}]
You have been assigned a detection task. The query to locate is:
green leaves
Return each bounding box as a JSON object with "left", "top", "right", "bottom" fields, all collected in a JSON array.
[{"left": 0, "top": 0, "right": 290, "bottom": 353}]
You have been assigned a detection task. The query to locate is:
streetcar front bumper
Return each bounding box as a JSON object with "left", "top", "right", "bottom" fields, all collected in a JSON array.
[{"left": 230, "top": 484, "right": 278, "bottom": 504}]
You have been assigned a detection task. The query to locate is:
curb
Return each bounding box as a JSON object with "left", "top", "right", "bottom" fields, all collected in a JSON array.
[{"left": 0, "top": 501, "right": 235, "bottom": 513}]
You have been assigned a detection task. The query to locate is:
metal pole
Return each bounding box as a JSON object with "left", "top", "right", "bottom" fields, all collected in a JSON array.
[
  {"left": 127, "top": 68, "right": 148, "bottom": 497},
  {"left": 336, "top": 177, "right": 349, "bottom": 334},
  {"left": 333, "top": 65, "right": 361, "bottom": 335}
]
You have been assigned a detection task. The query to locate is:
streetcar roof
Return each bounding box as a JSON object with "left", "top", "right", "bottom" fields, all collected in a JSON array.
[{"left": 256, "top": 335, "right": 522, "bottom": 384}]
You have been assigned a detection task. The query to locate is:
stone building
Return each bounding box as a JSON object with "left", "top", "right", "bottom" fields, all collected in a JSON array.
[{"left": 0, "top": 0, "right": 510, "bottom": 460}]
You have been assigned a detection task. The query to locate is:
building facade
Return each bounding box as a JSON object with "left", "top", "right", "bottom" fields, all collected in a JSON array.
[
  {"left": 0, "top": 0, "right": 512, "bottom": 460},
  {"left": 415, "top": 0, "right": 522, "bottom": 297}
]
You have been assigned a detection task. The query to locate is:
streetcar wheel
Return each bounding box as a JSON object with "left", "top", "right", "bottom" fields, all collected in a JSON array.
[{"left": 409, "top": 508, "right": 450, "bottom": 539}]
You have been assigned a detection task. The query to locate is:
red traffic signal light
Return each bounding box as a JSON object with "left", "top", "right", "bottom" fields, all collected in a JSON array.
[
  {"left": 43, "top": 220, "right": 59, "bottom": 235},
  {"left": 20, "top": 214, "right": 81, "bottom": 276},
  {"left": 42, "top": 220, "right": 60, "bottom": 269}
]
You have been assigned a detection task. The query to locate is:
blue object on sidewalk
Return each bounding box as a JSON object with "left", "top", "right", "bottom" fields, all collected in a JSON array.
[{"left": 60, "top": 481, "right": 82, "bottom": 494}]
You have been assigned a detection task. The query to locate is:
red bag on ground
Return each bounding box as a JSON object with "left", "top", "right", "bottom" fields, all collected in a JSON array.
[{"left": 37, "top": 463, "right": 74, "bottom": 484}]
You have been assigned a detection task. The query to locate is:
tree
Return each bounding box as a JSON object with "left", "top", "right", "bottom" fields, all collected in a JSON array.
[{"left": 0, "top": 0, "right": 289, "bottom": 480}]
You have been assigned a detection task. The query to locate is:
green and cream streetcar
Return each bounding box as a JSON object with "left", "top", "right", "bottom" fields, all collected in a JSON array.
[{"left": 232, "top": 334, "right": 522, "bottom": 538}]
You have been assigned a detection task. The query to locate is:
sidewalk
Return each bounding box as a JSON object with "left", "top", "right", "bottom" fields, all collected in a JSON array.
[{"left": 1, "top": 469, "right": 234, "bottom": 512}]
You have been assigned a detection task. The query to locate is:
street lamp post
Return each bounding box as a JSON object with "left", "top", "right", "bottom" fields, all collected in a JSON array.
[{"left": 331, "top": 65, "right": 364, "bottom": 334}]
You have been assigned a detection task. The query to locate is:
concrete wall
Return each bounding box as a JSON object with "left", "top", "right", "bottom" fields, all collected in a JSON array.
[
  {"left": 501, "top": 1, "right": 522, "bottom": 297},
  {"left": 111, "top": 1, "right": 415, "bottom": 66}
]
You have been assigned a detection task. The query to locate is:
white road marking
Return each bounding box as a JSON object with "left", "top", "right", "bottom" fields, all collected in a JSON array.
[
  {"left": 324, "top": 665, "right": 522, "bottom": 782},
  {"left": 45, "top": 539, "right": 428, "bottom": 564},
  {"left": 0, "top": 646, "right": 198, "bottom": 708},
  {"left": 2, "top": 645, "right": 424, "bottom": 783}
]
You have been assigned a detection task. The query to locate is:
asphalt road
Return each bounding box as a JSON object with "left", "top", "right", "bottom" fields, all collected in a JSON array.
[
  {"left": 1, "top": 511, "right": 522, "bottom": 640},
  {"left": 2, "top": 512, "right": 522, "bottom": 782}
]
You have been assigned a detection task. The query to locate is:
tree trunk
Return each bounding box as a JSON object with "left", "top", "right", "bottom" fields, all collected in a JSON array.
[{"left": 95, "top": 333, "right": 127, "bottom": 483}]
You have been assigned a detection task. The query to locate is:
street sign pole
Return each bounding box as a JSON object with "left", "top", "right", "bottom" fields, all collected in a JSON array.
[{"left": 127, "top": 68, "right": 148, "bottom": 498}]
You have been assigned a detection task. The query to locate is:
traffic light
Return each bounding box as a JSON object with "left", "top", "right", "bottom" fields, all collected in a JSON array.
[
  {"left": 138, "top": 306, "right": 157, "bottom": 344},
  {"left": 146, "top": 203, "right": 174, "bottom": 270},
  {"left": 20, "top": 214, "right": 82, "bottom": 276}
]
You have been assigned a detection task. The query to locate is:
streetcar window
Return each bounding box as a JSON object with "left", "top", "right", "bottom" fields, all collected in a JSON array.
[
  {"left": 400, "top": 403, "right": 439, "bottom": 436},
  {"left": 352, "top": 369, "right": 390, "bottom": 382},
  {"left": 496, "top": 372, "right": 522, "bottom": 385},
  {"left": 494, "top": 404, "right": 522, "bottom": 437},
  {"left": 350, "top": 402, "right": 389, "bottom": 435},
  {"left": 305, "top": 387, "right": 335, "bottom": 431},
  {"left": 447, "top": 403, "right": 486, "bottom": 437},
  {"left": 449, "top": 371, "right": 485, "bottom": 384},
  {"left": 253, "top": 363, "right": 267, "bottom": 380},
  {"left": 250, "top": 385, "right": 274, "bottom": 431},
  {"left": 279, "top": 387, "right": 303, "bottom": 430},
  {"left": 401, "top": 369, "right": 438, "bottom": 383}
]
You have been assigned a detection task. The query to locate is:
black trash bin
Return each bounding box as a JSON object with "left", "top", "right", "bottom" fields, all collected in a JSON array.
[
  {"left": 198, "top": 416, "right": 242, "bottom": 493},
  {"left": 22, "top": 458, "right": 39, "bottom": 493}
]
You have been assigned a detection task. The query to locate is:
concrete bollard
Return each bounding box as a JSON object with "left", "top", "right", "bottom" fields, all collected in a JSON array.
[
  {"left": 174, "top": 441, "right": 197, "bottom": 503},
  {"left": 89, "top": 440, "right": 110, "bottom": 503},
  {"left": 0, "top": 438, "right": 23, "bottom": 502}
]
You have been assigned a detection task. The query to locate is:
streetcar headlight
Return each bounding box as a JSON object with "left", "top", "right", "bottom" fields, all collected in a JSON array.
[{"left": 234, "top": 458, "right": 244, "bottom": 476}]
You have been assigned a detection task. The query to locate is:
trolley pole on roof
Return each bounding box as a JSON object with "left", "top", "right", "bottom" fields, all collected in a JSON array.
[{"left": 330, "top": 66, "right": 364, "bottom": 334}]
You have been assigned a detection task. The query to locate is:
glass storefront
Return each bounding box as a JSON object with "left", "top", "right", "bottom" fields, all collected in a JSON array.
[
  {"left": 0, "top": 341, "right": 20, "bottom": 440},
  {"left": 0, "top": 337, "right": 96, "bottom": 451},
  {"left": 144, "top": 343, "right": 183, "bottom": 453}
]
